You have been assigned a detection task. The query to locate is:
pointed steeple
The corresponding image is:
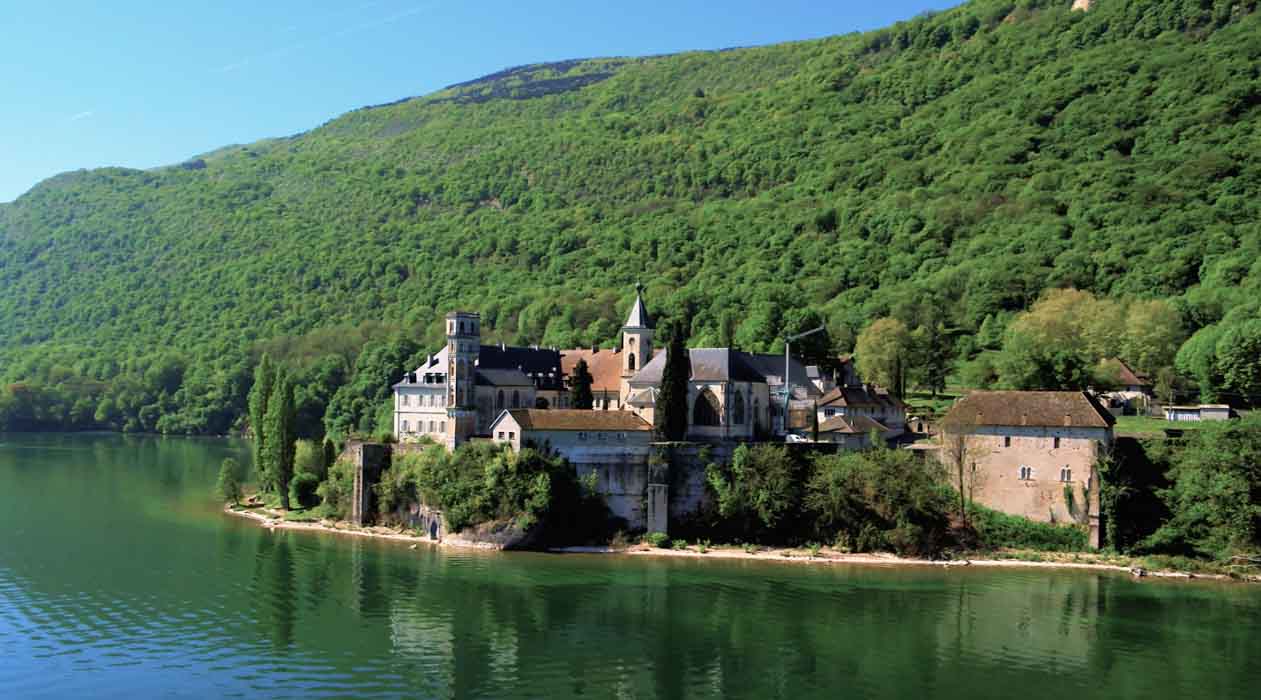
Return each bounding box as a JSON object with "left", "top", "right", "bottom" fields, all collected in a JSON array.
[{"left": 624, "top": 282, "right": 653, "bottom": 329}]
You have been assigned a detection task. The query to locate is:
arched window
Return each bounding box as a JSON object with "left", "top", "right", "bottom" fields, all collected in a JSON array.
[
  {"left": 628, "top": 353, "right": 636, "bottom": 372},
  {"left": 732, "top": 391, "right": 745, "bottom": 425},
  {"left": 496, "top": 390, "right": 505, "bottom": 411},
  {"left": 692, "top": 389, "right": 722, "bottom": 426},
  {"left": 753, "top": 396, "right": 761, "bottom": 429},
  {"left": 512, "top": 390, "right": 520, "bottom": 408}
]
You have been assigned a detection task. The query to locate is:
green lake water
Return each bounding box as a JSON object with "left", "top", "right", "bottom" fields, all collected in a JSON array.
[{"left": 1, "top": 432, "right": 1259, "bottom": 698}]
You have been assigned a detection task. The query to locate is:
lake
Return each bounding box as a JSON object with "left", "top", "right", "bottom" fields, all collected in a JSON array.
[{"left": 1, "top": 432, "right": 1259, "bottom": 698}]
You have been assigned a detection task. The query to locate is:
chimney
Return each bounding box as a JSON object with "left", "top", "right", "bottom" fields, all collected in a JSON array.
[{"left": 1021, "top": 413, "right": 1028, "bottom": 426}]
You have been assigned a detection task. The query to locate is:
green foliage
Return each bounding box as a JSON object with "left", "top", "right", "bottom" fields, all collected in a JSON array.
[
  {"left": 215, "top": 457, "right": 243, "bottom": 505},
  {"left": 569, "top": 358, "right": 594, "bottom": 410},
  {"left": 293, "top": 439, "right": 326, "bottom": 479},
  {"left": 2, "top": 0, "right": 1261, "bottom": 432},
  {"left": 855, "top": 319, "right": 910, "bottom": 396},
  {"left": 968, "top": 503, "right": 1087, "bottom": 552},
  {"left": 644, "top": 531, "right": 670, "bottom": 548},
  {"left": 248, "top": 354, "right": 276, "bottom": 488},
  {"left": 805, "top": 446, "right": 952, "bottom": 557},
  {"left": 386, "top": 443, "right": 605, "bottom": 536},
  {"left": 316, "top": 459, "right": 356, "bottom": 520},
  {"left": 655, "top": 321, "right": 690, "bottom": 441},
  {"left": 671, "top": 539, "right": 689, "bottom": 551},
  {"left": 289, "top": 471, "right": 321, "bottom": 510},
  {"left": 264, "top": 371, "right": 297, "bottom": 509},
  {"left": 706, "top": 444, "right": 801, "bottom": 538},
  {"left": 1142, "top": 413, "right": 1261, "bottom": 560}
]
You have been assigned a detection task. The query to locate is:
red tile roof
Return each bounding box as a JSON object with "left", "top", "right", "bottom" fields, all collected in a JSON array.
[
  {"left": 504, "top": 409, "right": 652, "bottom": 432},
  {"left": 560, "top": 348, "right": 624, "bottom": 392}
]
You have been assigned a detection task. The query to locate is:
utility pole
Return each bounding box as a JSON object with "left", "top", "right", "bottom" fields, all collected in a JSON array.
[{"left": 783, "top": 325, "right": 825, "bottom": 437}]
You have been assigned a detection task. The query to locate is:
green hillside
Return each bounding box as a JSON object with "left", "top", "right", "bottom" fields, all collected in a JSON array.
[{"left": 1, "top": 0, "right": 1259, "bottom": 435}]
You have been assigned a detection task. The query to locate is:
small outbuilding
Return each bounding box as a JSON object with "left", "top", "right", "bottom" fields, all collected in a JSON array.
[{"left": 1163, "top": 404, "right": 1234, "bottom": 422}]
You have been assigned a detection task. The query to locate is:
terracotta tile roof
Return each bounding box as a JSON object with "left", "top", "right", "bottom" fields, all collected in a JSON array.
[
  {"left": 944, "top": 391, "right": 1115, "bottom": 429},
  {"left": 560, "top": 348, "right": 624, "bottom": 392},
  {"left": 818, "top": 385, "right": 905, "bottom": 410},
  {"left": 1110, "top": 359, "right": 1150, "bottom": 387},
  {"left": 502, "top": 409, "right": 652, "bottom": 432},
  {"left": 819, "top": 415, "right": 890, "bottom": 434}
]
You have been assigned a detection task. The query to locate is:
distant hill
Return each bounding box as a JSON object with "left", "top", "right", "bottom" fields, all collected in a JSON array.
[{"left": 1, "top": 0, "right": 1258, "bottom": 434}]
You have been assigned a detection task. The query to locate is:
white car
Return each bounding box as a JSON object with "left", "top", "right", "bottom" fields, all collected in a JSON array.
[{"left": 785, "top": 434, "right": 809, "bottom": 443}]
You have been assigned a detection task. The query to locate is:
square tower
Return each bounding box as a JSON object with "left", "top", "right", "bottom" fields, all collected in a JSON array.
[{"left": 445, "top": 311, "right": 481, "bottom": 449}]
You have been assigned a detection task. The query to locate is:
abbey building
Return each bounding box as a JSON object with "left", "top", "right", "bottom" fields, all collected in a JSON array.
[{"left": 392, "top": 287, "right": 857, "bottom": 448}]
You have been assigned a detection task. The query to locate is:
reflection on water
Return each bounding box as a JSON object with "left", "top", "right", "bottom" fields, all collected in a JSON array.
[{"left": 1, "top": 433, "right": 1259, "bottom": 698}]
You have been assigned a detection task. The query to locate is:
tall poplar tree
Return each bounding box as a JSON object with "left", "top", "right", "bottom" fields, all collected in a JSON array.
[
  {"left": 265, "top": 371, "right": 297, "bottom": 509},
  {"left": 655, "top": 321, "right": 690, "bottom": 441},
  {"left": 570, "top": 359, "right": 595, "bottom": 409},
  {"left": 248, "top": 354, "right": 276, "bottom": 492}
]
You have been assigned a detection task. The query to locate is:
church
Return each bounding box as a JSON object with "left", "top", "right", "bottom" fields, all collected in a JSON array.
[{"left": 393, "top": 286, "right": 823, "bottom": 449}]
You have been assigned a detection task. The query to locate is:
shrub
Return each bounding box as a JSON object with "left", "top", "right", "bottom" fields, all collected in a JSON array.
[
  {"left": 289, "top": 471, "right": 321, "bottom": 509},
  {"left": 969, "top": 504, "right": 1087, "bottom": 551},
  {"left": 805, "top": 446, "right": 952, "bottom": 557},
  {"left": 316, "top": 459, "right": 356, "bottom": 520},
  {"left": 705, "top": 444, "right": 802, "bottom": 539},
  {"left": 645, "top": 531, "right": 670, "bottom": 548},
  {"left": 672, "top": 539, "right": 689, "bottom": 551}
]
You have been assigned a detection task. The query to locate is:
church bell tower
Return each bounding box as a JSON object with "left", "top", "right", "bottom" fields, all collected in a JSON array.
[{"left": 621, "top": 283, "right": 653, "bottom": 380}]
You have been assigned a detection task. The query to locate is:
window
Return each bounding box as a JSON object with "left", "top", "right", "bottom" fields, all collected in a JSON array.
[
  {"left": 617, "top": 433, "right": 626, "bottom": 441},
  {"left": 825, "top": 408, "right": 835, "bottom": 417},
  {"left": 1004, "top": 436, "right": 1012, "bottom": 448},
  {"left": 497, "top": 390, "right": 505, "bottom": 411},
  {"left": 402, "top": 394, "right": 410, "bottom": 407},
  {"left": 439, "top": 421, "right": 445, "bottom": 433},
  {"left": 628, "top": 352, "right": 636, "bottom": 372},
  {"left": 578, "top": 432, "right": 588, "bottom": 441},
  {"left": 732, "top": 391, "right": 746, "bottom": 425},
  {"left": 1053, "top": 437, "right": 1061, "bottom": 449},
  {"left": 1019, "top": 465, "right": 1033, "bottom": 481},
  {"left": 512, "top": 390, "right": 520, "bottom": 409},
  {"left": 429, "top": 421, "right": 436, "bottom": 433},
  {"left": 497, "top": 431, "right": 505, "bottom": 439},
  {"left": 1060, "top": 467, "right": 1072, "bottom": 482},
  {"left": 402, "top": 420, "right": 410, "bottom": 433},
  {"left": 693, "top": 389, "right": 722, "bottom": 426},
  {"left": 508, "top": 432, "right": 515, "bottom": 441},
  {"left": 597, "top": 432, "right": 607, "bottom": 441}
]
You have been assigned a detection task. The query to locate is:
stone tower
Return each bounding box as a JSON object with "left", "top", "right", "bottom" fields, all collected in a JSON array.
[
  {"left": 621, "top": 283, "right": 653, "bottom": 380},
  {"left": 445, "top": 311, "right": 480, "bottom": 449}
]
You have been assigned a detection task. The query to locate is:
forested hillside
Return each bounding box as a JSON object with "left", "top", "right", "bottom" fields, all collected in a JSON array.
[{"left": 1, "top": 0, "right": 1259, "bottom": 436}]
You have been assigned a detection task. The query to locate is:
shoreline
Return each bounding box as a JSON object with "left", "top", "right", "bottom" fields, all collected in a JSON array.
[{"left": 224, "top": 505, "right": 1256, "bottom": 584}]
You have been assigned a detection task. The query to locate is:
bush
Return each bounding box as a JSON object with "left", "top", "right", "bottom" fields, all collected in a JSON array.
[
  {"left": 294, "top": 439, "right": 326, "bottom": 479},
  {"left": 672, "top": 539, "right": 689, "bottom": 551},
  {"left": 289, "top": 471, "right": 321, "bottom": 510},
  {"left": 316, "top": 459, "right": 356, "bottom": 520},
  {"left": 645, "top": 532, "right": 670, "bottom": 548},
  {"left": 805, "top": 446, "right": 952, "bottom": 557},
  {"left": 705, "top": 444, "right": 802, "bottom": 539},
  {"left": 969, "top": 505, "right": 1088, "bottom": 551}
]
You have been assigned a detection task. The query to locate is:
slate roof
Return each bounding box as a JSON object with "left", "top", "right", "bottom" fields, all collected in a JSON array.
[
  {"left": 560, "top": 348, "right": 624, "bottom": 392},
  {"left": 630, "top": 348, "right": 818, "bottom": 395},
  {"left": 477, "top": 344, "right": 564, "bottom": 390},
  {"left": 394, "top": 347, "right": 450, "bottom": 388},
  {"left": 624, "top": 292, "right": 653, "bottom": 329},
  {"left": 944, "top": 391, "right": 1115, "bottom": 429},
  {"left": 475, "top": 368, "right": 534, "bottom": 387},
  {"left": 498, "top": 409, "right": 653, "bottom": 432},
  {"left": 819, "top": 415, "right": 890, "bottom": 434}
]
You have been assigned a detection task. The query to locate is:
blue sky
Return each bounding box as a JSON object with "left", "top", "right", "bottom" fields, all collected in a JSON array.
[{"left": 0, "top": 0, "right": 961, "bottom": 202}]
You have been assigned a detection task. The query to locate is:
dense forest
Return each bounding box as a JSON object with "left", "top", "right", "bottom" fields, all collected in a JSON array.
[{"left": 1, "top": 0, "right": 1259, "bottom": 437}]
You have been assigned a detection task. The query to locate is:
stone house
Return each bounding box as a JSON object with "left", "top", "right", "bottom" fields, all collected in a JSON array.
[
  {"left": 815, "top": 384, "right": 908, "bottom": 440},
  {"left": 938, "top": 391, "right": 1114, "bottom": 548}
]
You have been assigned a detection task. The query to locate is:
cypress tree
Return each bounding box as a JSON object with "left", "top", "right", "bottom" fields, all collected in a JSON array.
[
  {"left": 570, "top": 359, "right": 595, "bottom": 409},
  {"left": 321, "top": 437, "right": 338, "bottom": 472},
  {"left": 655, "top": 321, "right": 691, "bottom": 441},
  {"left": 265, "top": 370, "right": 297, "bottom": 509},
  {"left": 248, "top": 354, "right": 276, "bottom": 492}
]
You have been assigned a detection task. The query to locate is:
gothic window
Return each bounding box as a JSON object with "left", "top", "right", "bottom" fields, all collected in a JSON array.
[
  {"left": 1060, "top": 467, "right": 1072, "bottom": 482},
  {"left": 629, "top": 337, "right": 636, "bottom": 348},
  {"left": 732, "top": 391, "right": 746, "bottom": 425},
  {"left": 497, "top": 390, "right": 505, "bottom": 411},
  {"left": 1019, "top": 465, "right": 1033, "bottom": 481},
  {"left": 693, "top": 389, "right": 722, "bottom": 426},
  {"left": 512, "top": 390, "right": 520, "bottom": 408},
  {"left": 628, "top": 353, "right": 636, "bottom": 371},
  {"left": 753, "top": 397, "right": 761, "bottom": 429}
]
